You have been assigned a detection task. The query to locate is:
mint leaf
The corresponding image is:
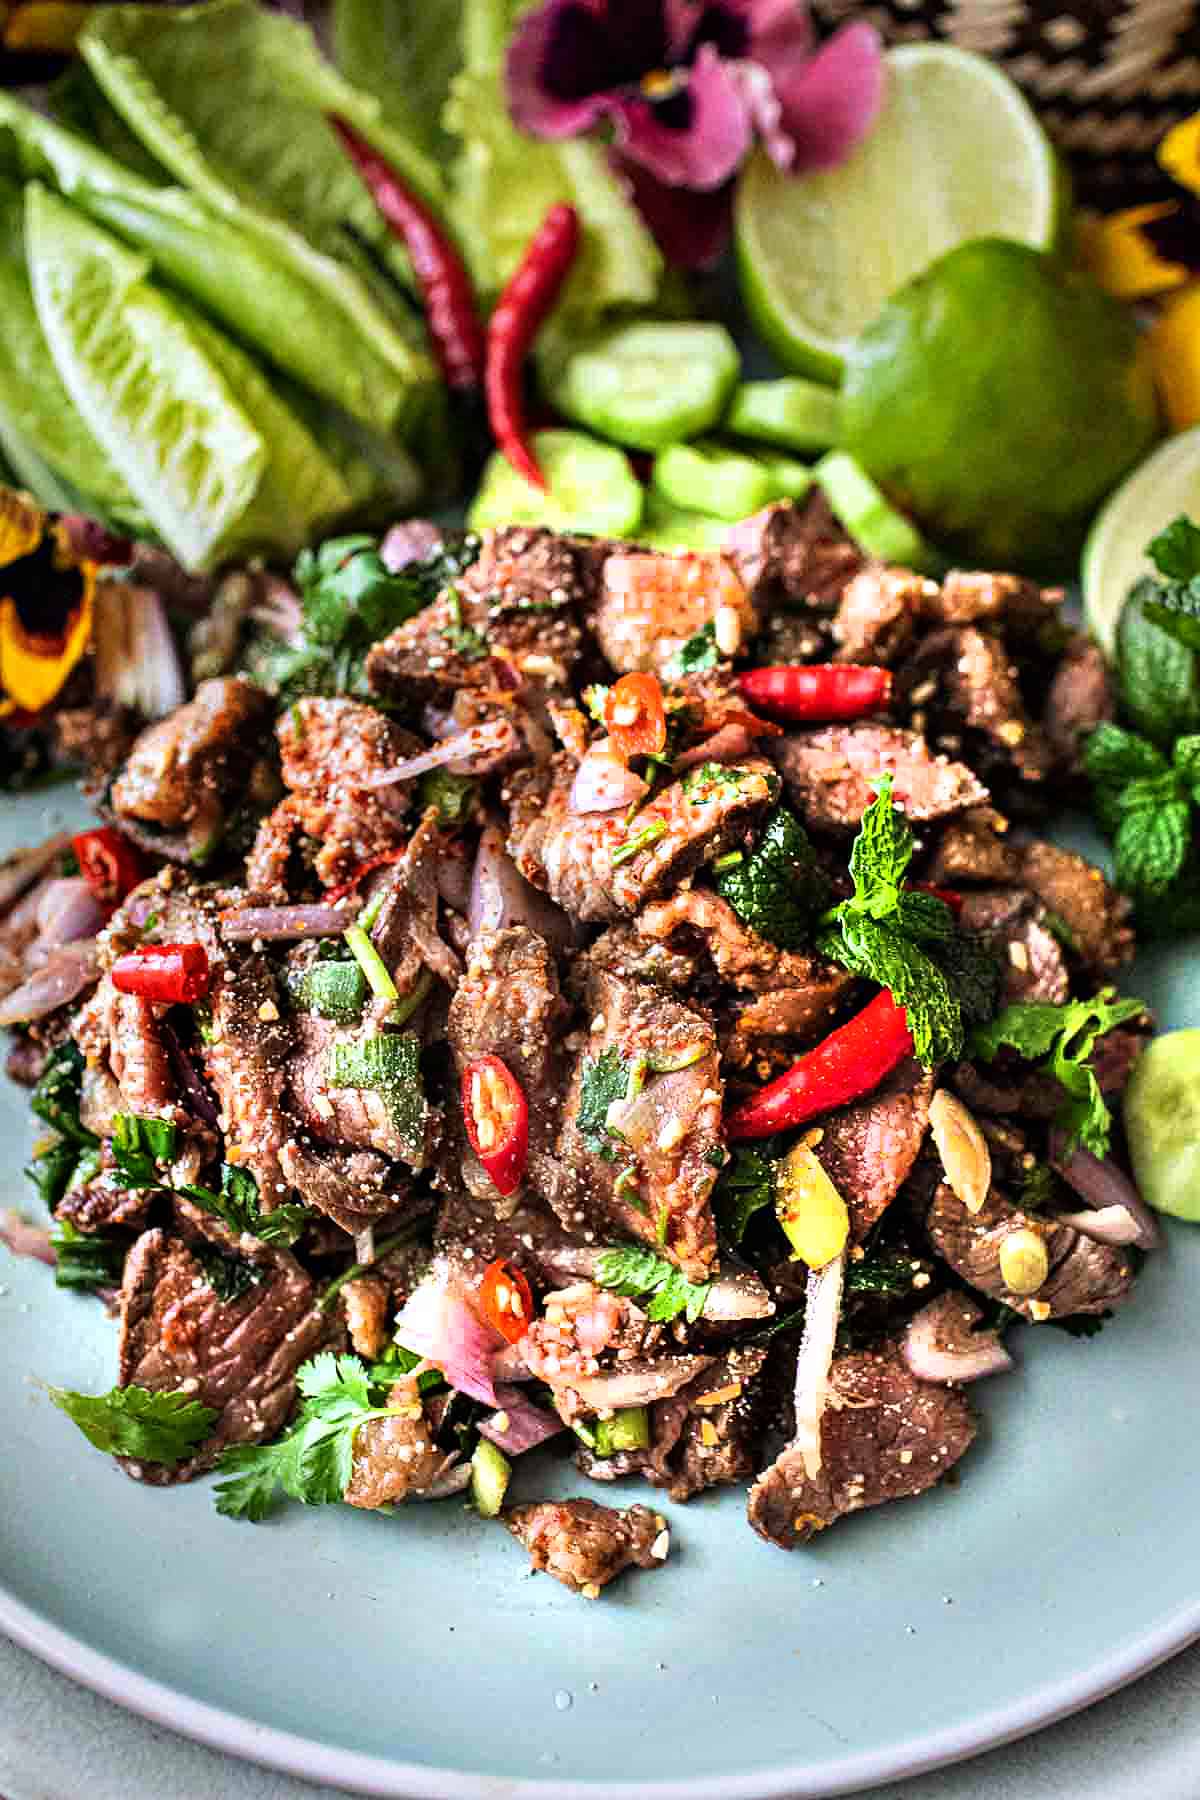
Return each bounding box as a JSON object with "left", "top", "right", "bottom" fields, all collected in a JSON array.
[
  {"left": 576, "top": 1046, "right": 632, "bottom": 1160},
  {"left": 50, "top": 1383, "right": 217, "bottom": 1466},
  {"left": 1174, "top": 734, "right": 1200, "bottom": 800},
  {"left": 714, "top": 1146, "right": 777, "bottom": 1246},
  {"left": 830, "top": 912, "right": 962, "bottom": 1065},
  {"left": 1147, "top": 515, "right": 1200, "bottom": 582},
  {"left": 1143, "top": 582, "right": 1200, "bottom": 653},
  {"left": 1114, "top": 797, "right": 1191, "bottom": 896},
  {"left": 593, "top": 1244, "right": 711, "bottom": 1324},
  {"left": 1083, "top": 723, "right": 1167, "bottom": 788},
  {"left": 1116, "top": 580, "right": 1200, "bottom": 747},
  {"left": 847, "top": 775, "right": 912, "bottom": 917},
  {"left": 713, "top": 805, "right": 829, "bottom": 950}
]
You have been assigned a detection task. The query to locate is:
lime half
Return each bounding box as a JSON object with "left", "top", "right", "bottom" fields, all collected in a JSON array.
[
  {"left": 735, "top": 44, "right": 1060, "bottom": 381},
  {"left": 1083, "top": 426, "right": 1200, "bottom": 657}
]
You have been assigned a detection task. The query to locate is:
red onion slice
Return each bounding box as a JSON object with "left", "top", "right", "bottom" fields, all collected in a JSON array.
[
  {"left": 791, "top": 1252, "right": 844, "bottom": 1482},
  {"left": 0, "top": 1210, "right": 54, "bottom": 1266},
  {"left": 93, "top": 581, "right": 185, "bottom": 719},
  {"left": 466, "top": 824, "right": 576, "bottom": 947},
  {"left": 1050, "top": 1135, "right": 1162, "bottom": 1251},
  {"left": 35, "top": 878, "right": 107, "bottom": 947},
  {"left": 1057, "top": 1205, "right": 1145, "bottom": 1246},
  {"left": 0, "top": 832, "right": 72, "bottom": 915},
  {"left": 394, "top": 1276, "right": 504, "bottom": 1407},
  {"left": 218, "top": 902, "right": 360, "bottom": 942},
  {"left": 569, "top": 742, "right": 648, "bottom": 814},
  {"left": 380, "top": 519, "right": 442, "bottom": 571},
  {"left": 366, "top": 717, "right": 520, "bottom": 786},
  {"left": 562, "top": 1356, "right": 715, "bottom": 1413},
  {"left": 478, "top": 1383, "right": 565, "bottom": 1455},
  {"left": 902, "top": 1293, "right": 1014, "bottom": 1385},
  {"left": 0, "top": 941, "right": 100, "bottom": 1025}
]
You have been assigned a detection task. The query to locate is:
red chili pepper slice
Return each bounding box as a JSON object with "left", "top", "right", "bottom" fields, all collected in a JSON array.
[
  {"left": 72, "top": 826, "right": 145, "bottom": 910},
  {"left": 485, "top": 202, "right": 579, "bottom": 491},
  {"left": 478, "top": 1256, "right": 535, "bottom": 1344},
  {"left": 462, "top": 1055, "right": 530, "bottom": 1198},
  {"left": 324, "top": 847, "right": 407, "bottom": 906},
  {"left": 110, "top": 943, "right": 211, "bottom": 1005},
  {"left": 735, "top": 665, "right": 893, "bottom": 723},
  {"left": 604, "top": 672, "right": 668, "bottom": 761},
  {"left": 331, "top": 116, "right": 485, "bottom": 393},
  {"left": 724, "top": 990, "right": 914, "bottom": 1142}
]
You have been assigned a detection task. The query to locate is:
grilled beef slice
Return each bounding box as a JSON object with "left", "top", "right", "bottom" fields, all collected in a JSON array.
[
  {"left": 813, "top": 1057, "right": 935, "bottom": 1242},
  {"left": 503, "top": 1497, "right": 667, "bottom": 1594},
  {"left": 588, "top": 549, "right": 756, "bottom": 675},
  {"left": 724, "top": 494, "right": 865, "bottom": 611},
  {"left": 925, "top": 1182, "right": 1135, "bottom": 1320},
  {"left": 774, "top": 724, "right": 987, "bottom": 832},
  {"left": 957, "top": 888, "right": 1070, "bottom": 1006},
  {"left": 1016, "top": 842, "right": 1134, "bottom": 975}
]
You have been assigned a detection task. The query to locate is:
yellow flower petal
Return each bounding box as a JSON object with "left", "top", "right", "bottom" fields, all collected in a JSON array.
[
  {"left": 0, "top": 487, "right": 48, "bottom": 566},
  {"left": 1160, "top": 113, "right": 1200, "bottom": 196},
  {"left": 1149, "top": 282, "right": 1200, "bottom": 432},
  {"left": 0, "top": 581, "right": 93, "bottom": 713},
  {"left": 1076, "top": 203, "right": 1190, "bottom": 300}
]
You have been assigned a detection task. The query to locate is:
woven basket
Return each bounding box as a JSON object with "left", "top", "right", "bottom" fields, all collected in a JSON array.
[{"left": 813, "top": 0, "right": 1200, "bottom": 205}]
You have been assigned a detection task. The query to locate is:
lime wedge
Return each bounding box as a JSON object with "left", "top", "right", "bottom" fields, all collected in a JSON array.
[
  {"left": 25, "top": 183, "right": 267, "bottom": 570},
  {"left": 1083, "top": 426, "right": 1200, "bottom": 657},
  {"left": 735, "top": 44, "right": 1060, "bottom": 381}
]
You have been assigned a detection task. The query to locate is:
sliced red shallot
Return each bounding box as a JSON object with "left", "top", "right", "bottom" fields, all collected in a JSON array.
[
  {"left": 569, "top": 740, "right": 648, "bottom": 814},
  {"left": 35, "top": 878, "right": 107, "bottom": 946},
  {"left": 1049, "top": 1134, "right": 1161, "bottom": 1251},
  {"left": 218, "top": 902, "right": 360, "bottom": 942},
  {"left": 0, "top": 941, "right": 100, "bottom": 1025},
  {"left": 477, "top": 1383, "right": 565, "bottom": 1454},
  {"left": 380, "top": 519, "right": 442, "bottom": 572},
  {"left": 791, "top": 1252, "right": 844, "bottom": 1482},
  {"left": 366, "top": 716, "right": 519, "bottom": 785},
  {"left": 560, "top": 1355, "right": 715, "bottom": 1413},
  {"left": 902, "top": 1292, "right": 1014, "bottom": 1385},
  {"left": 0, "top": 1210, "right": 54, "bottom": 1266},
  {"left": 467, "top": 823, "right": 576, "bottom": 946},
  {"left": 394, "top": 1274, "right": 504, "bottom": 1407},
  {"left": 92, "top": 581, "right": 186, "bottom": 719},
  {"left": 1056, "top": 1205, "right": 1145, "bottom": 1246}
]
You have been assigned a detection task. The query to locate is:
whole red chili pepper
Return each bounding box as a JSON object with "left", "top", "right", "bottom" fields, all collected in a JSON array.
[
  {"left": 462, "top": 1054, "right": 530, "bottom": 1197},
  {"left": 72, "top": 826, "right": 145, "bottom": 910},
  {"left": 485, "top": 203, "right": 579, "bottom": 492},
  {"left": 331, "top": 115, "right": 485, "bottom": 393},
  {"left": 724, "top": 990, "right": 914, "bottom": 1142},
  {"left": 735, "top": 665, "right": 892, "bottom": 722},
  {"left": 111, "top": 943, "right": 211, "bottom": 1005}
]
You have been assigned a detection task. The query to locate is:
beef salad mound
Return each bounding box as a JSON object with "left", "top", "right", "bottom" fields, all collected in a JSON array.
[{"left": 0, "top": 494, "right": 1160, "bottom": 1598}]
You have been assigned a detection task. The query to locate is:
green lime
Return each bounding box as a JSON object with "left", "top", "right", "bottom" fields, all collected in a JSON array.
[
  {"left": 735, "top": 44, "right": 1061, "bottom": 381},
  {"left": 1083, "top": 425, "right": 1200, "bottom": 657},
  {"left": 840, "top": 239, "right": 1160, "bottom": 572}
]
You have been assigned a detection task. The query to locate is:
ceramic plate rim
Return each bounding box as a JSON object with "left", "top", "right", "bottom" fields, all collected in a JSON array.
[{"left": 3, "top": 1580, "right": 1198, "bottom": 1797}]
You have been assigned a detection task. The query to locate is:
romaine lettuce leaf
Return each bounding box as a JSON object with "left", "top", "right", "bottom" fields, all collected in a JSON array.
[{"left": 333, "top": 0, "right": 461, "bottom": 165}]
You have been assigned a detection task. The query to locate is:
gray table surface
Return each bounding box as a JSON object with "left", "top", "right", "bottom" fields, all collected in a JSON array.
[{"left": 3, "top": 1629, "right": 1200, "bottom": 1799}]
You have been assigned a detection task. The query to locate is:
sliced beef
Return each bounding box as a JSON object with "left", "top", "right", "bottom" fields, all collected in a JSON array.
[
  {"left": 109, "top": 676, "right": 271, "bottom": 861},
  {"left": 725, "top": 494, "right": 865, "bottom": 611},
  {"left": 279, "top": 1138, "right": 413, "bottom": 1232},
  {"left": 588, "top": 550, "right": 755, "bottom": 675},
  {"left": 366, "top": 526, "right": 585, "bottom": 699},
  {"left": 747, "top": 1344, "right": 976, "bottom": 1547},
  {"left": 576, "top": 1344, "right": 769, "bottom": 1502},
  {"left": 1017, "top": 842, "right": 1134, "bottom": 975},
  {"left": 832, "top": 565, "right": 937, "bottom": 665},
  {"left": 935, "top": 627, "right": 1053, "bottom": 785},
  {"left": 926, "top": 807, "right": 1020, "bottom": 887},
  {"left": 344, "top": 1374, "right": 449, "bottom": 1508},
  {"left": 813, "top": 1058, "right": 935, "bottom": 1242},
  {"left": 926, "top": 1182, "right": 1136, "bottom": 1320},
  {"left": 73, "top": 976, "right": 177, "bottom": 1121},
  {"left": 247, "top": 697, "right": 417, "bottom": 893},
  {"left": 935, "top": 570, "right": 1062, "bottom": 634},
  {"left": 551, "top": 965, "right": 721, "bottom": 1280},
  {"left": 203, "top": 953, "right": 291, "bottom": 1208},
  {"left": 447, "top": 926, "right": 568, "bottom": 1197},
  {"left": 951, "top": 1060, "right": 1069, "bottom": 1122},
  {"left": 957, "top": 889, "right": 1070, "bottom": 1005},
  {"left": 286, "top": 1012, "right": 430, "bottom": 1166},
  {"left": 432, "top": 1180, "right": 562, "bottom": 1296},
  {"left": 507, "top": 756, "right": 777, "bottom": 924},
  {"left": 115, "top": 1226, "right": 323, "bottom": 1484},
  {"left": 503, "top": 1497, "right": 667, "bottom": 1595},
  {"left": 54, "top": 700, "right": 138, "bottom": 785},
  {"left": 1044, "top": 637, "right": 1113, "bottom": 774},
  {"left": 368, "top": 805, "right": 462, "bottom": 992},
  {"left": 774, "top": 724, "right": 987, "bottom": 833},
  {"left": 56, "top": 1138, "right": 152, "bottom": 1234}
]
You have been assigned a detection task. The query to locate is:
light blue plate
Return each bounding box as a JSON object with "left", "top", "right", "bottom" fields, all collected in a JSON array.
[{"left": 1, "top": 785, "right": 1197, "bottom": 1799}]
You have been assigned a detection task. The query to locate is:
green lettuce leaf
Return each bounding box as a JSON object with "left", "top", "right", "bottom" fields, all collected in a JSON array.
[
  {"left": 0, "top": 92, "right": 431, "bottom": 437},
  {"left": 333, "top": 0, "right": 462, "bottom": 165}
]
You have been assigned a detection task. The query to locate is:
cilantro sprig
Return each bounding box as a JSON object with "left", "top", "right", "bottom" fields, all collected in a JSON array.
[
  {"left": 818, "top": 777, "right": 1000, "bottom": 1066},
  {"left": 576, "top": 1046, "right": 633, "bottom": 1162},
  {"left": 213, "top": 1351, "right": 427, "bottom": 1521},
  {"left": 973, "top": 987, "right": 1147, "bottom": 1157},
  {"left": 49, "top": 1383, "right": 218, "bottom": 1467},
  {"left": 109, "top": 1114, "right": 311, "bottom": 1248},
  {"left": 1084, "top": 722, "right": 1199, "bottom": 898},
  {"left": 713, "top": 1144, "right": 778, "bottom": 1247},
  {"left": 593, "top": 1245, "right": 711, "bottom": 1324}
]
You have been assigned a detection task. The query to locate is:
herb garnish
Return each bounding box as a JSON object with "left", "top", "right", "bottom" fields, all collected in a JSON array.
[
  {"left": 49, "top": 1383, "right": 218, "bottom": 1467},
  {"left": 593, "top": 1245, "right": 711, "bottom": 1323},
  {"left": 713, "top": 805, "right": 830, "bottom": 950},
  {"left": 665, "top": 621, "right": 719, "bottom": 677},
  {"left": 973, "top": 988, "right": 1148, "bottom": 1156},
  {"left": 1084, "top": 722, "right": 1199, "bottom": 899},
  {"left": 610, "top": 818, "right": 666, "bottom": 868},
  {"left": 1133, "top": 516, "right": 1200, "bottom": 651},
  {"left": 416, "top": 767, "right": 477, "bottom": 826},
  {"left": 713, "top": 1144, "right": 778, "bottom": 1246},
  {"left": 109, "top": 1115, "right": 312, "bottom": 1247},
  {"left": 576, "top": 1046, "right": 633, "bottom": 1161},
  {"left": 49, "top": 1217, "right": 126, "bottom": 1292}
]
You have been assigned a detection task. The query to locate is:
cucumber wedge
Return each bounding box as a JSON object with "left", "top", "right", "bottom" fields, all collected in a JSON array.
[
  {"left": 726, "top": 378, "right": 842, "bottom": 453},
  {"left": 815, "top": 451, "right": 942, "bottom": 573},
  {"left": 544, "top": 320, "right": 739, "bottom": 453},
  {"left": 652, "top": 441, "right": 775, "bottom": 522},
  {"left": 470, "top": 1439, "right": 511, "bottom": 1518},
  {"left": 26, "top": 183, "right": 267, "bottom": 570},
  {"left": 639, "top": 493, "right": 732, "bottom": 553},
  {"left": 470, "top": 429, "right": 643, "bottom": 538}
]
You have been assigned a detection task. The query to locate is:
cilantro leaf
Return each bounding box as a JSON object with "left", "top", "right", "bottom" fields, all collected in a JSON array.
[
  {"left": 30, "top": 1042, "right": 96, "bottom": 1146},
  {"left": 973, "top": 989, "right": 1148, "bottom": 1156},
  {"left": 593, "top": 1244, "right": 711, "bottom": 1323},
  {"left": 1148, "top": 515, "right": 1200, "bottom": 583},
  {"left": 50, "top": 1218, "right": 126, "bottom": 1292},
  {"left": 713, "top": 805, "right": 830, "bottom": 950},
  {"left": 713, "top": 1145, "right": 777, "bottom": 1246},
  {"left": 665, "top": 621, "right": 719, "bottom": 677},
  {"left": 110, "top": 1112, "right": 178, "bottom": 1190},
  {"left": 49, "top": 1383, "right": 217, "bottom": 1466},
  {"left": 576, "top": 1046, "right": 632, "bottom": 1160},
  {"left": 211, "top": 1442, "right": 284, "bottom": 1522},
  {"left": 416, "top": 767, "right": 477, "bottom": 826}
]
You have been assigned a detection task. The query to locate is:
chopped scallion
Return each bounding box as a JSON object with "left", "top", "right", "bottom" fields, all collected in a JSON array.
[
  {"left": 343, "top": 925, "right": 398, "bottom": 1001},
  {"left": 611, "top": 819, "right": 667, "bottom": 868},
  {"left": 593, "top": 1406, "right": 650, "bottom": 1457}
]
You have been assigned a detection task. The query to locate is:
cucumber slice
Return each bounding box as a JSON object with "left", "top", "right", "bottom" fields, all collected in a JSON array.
[
  {"left": 544, "top": 320, "right": 740, "bottom": 452},
  {"left": 593, "top": 1406, "right": 650, "bottom": 1457},
  {"left": 652, "top": 441, "right": 774, "bottom": 523},
  {"left": 815, "top": 450, "right": 942, "bottom": 573},
  {"left": 638, "top": 493, "right": 731, "bottom": 553},
  {"left": 726, "top": 378, "right": 842, "bottom": 453},
  {"left": 1124, "top": 1030, "right": 1200, "bottom": 1221},
  {"left": 470, "top": 1438, "right": 511, "bottom": 1518},
  {"left": 761, "top": 453, "right": 812, "bottom": 502},
  {"left": 469, "top": 429, "right": 643, "bottom": 538}
]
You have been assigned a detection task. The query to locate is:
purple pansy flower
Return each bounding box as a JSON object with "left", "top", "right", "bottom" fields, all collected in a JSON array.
[{"left": 507, "top": 0, "right": 885, "bottom": 192}]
